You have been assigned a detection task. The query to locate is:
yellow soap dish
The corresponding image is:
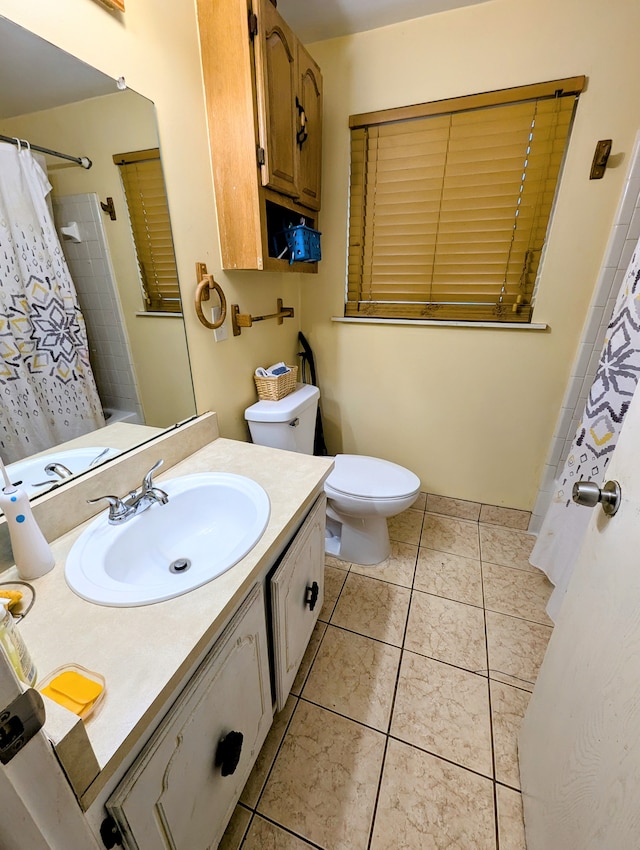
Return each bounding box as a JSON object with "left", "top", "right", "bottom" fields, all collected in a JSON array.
[{"left": 39, "top": 664, "right": 105, "bottom": 720}]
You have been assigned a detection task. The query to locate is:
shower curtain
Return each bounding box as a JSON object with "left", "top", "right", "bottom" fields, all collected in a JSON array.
[
  {"left": 530, "top": 233, "right": 640, "bottom": 621},
  {"left": 0, "top": 141, "right": 104, "bottom": 463}
]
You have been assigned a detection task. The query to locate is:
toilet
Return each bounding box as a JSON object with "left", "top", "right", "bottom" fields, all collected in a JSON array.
[{"left": 245, "top": 384, "right": 420, "bottom": 565}]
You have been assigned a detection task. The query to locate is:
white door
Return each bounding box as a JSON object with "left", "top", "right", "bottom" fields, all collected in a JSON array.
[
  {"left": 0, "top": 651, "right": 100, "bottom": 849},
  {"left": 518, "top": 385, "right": 640, "bottom": 848}
]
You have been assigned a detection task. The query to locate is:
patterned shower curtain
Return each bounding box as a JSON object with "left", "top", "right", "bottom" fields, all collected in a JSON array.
[
  {"left": 530, "top": 233, "right": 640, "bottom": 621},
  {"left": 0, "top": 142, "right": 104, "bottom": 463}
]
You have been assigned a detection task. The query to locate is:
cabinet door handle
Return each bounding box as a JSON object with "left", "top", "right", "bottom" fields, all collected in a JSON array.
[
  {"left": 215, "top": 730, "right": 244, "bottom": 777},
  {"left": 305, "top": 581, "right": 319, "bottom": 611},
  {"left": 296, "top": 97, "right": 308, "bottom": 147}
]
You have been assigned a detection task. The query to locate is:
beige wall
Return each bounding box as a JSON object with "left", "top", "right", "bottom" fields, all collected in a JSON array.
[
  {"left": 303, "top": 0, "right": 640, "bottom": 508},
  {"left": 0, "top": 90, "right": 195, "bottom": 427},
  {"left": 0, "top": 0, "right": 303, "bottom": 443},
  {"left": 3, "top": 0, "right": 639, "bottom": 509}
]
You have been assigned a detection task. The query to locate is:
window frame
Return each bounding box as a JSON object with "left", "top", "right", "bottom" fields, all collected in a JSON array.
[
  {"left": 346, "top": 76, "right": 585, "bottom": 324},
  {"left": 113, "top": 147, "right": 182, "bottom": 315}
]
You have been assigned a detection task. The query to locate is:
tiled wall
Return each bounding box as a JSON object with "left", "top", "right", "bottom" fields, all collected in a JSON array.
[
  {"left": 52, "top": 193, "right": 144, "bottom": 424},
  {"left": 529, "top": 133, "right": 640, "bottom": 533}
]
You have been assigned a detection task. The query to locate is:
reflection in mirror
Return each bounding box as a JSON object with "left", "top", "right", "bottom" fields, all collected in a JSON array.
[{"left": 0, "top": 16, "right": 196, "bottom": 496}]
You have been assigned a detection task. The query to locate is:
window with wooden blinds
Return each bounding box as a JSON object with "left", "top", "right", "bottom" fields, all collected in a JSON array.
[
  {"left": 347, "top": 77, "right": 584, "bottom": 323},
  {"left": 113, "top": 148, "right": 182, "bottom": 314}
]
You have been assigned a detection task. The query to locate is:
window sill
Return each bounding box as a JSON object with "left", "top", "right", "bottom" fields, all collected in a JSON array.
[
  {"left": 135, "top": 311, "right": 184, "bottom": 319},
  {"left": 332, "top": 317, "right": 548, "bottom": 330}
]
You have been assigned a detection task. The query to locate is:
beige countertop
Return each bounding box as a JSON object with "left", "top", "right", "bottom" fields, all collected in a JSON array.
[{"left": 11, "top": 435, "right": 333, "bottom": 807}]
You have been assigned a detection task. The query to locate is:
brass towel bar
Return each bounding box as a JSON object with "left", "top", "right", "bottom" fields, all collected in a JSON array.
[{"left": 231, "top": 299, "right": 294, "bottom": 336}]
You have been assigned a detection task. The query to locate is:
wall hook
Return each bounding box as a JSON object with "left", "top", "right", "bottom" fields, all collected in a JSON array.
[
  {"left": 100, "top": 197, "right": 117, "bottom": 220},
  {"left": 590, "top": 140, "right": 612, "bottom": 180}
]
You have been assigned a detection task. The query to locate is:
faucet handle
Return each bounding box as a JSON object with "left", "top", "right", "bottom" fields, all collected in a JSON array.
[
  {"left": 87, "top": 494, "right": 130, "bottom": 523},
  {"left": 142, "top": 459, "right": 164, "bottom": 493}
]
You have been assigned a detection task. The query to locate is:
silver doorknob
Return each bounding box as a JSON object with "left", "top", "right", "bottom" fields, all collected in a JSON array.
[{"left": 572, "top": 480, "right": 621, "bottom": 516}]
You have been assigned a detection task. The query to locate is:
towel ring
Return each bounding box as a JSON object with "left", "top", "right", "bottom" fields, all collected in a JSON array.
[{"left": 194, "top": 264, "right": 227, "bottom": 330}]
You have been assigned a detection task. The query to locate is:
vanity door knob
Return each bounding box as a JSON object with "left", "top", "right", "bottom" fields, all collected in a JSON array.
[
  {"left": 215, "top": 730, "right": 243, "bottom": 777},
  {"left": 572, "top": 480, "right": 622, "bottom": 516},
  {"left": 305, "top": 581, "right": 319, "bottom": 611}
]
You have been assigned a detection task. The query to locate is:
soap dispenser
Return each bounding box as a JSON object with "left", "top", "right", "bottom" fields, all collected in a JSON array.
[{"left": 0, "top": 457, "right": 55, "bottom": 580}]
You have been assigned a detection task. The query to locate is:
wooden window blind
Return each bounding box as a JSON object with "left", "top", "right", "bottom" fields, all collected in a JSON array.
[
  {"left": 347, "top": 77, "right": 584, "bottom": 323},
  {"left": 113, "top": 148, "right": 181, "bottom": 314}
]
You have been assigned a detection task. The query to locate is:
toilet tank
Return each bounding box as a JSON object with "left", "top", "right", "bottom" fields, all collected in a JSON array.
[{"left": 244, "top": 384, "right": 320, "bottom": 454}]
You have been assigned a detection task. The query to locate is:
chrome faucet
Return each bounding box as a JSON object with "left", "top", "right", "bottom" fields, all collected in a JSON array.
[
  {"left": 88, "top": 459, "right": 169, "bottom": 524},
  {"left": 45, "top": 462, "right": 73, "bottom": 479}
]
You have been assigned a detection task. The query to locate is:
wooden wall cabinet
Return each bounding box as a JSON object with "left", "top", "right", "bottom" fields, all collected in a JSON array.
[{"left": 197, "top": 0, "right": 323, "bottom": 271}]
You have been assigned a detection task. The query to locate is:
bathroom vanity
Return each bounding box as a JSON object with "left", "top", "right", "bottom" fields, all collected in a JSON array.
[{"left": 2, "top": 415, "right": 333, "bottom": 849}]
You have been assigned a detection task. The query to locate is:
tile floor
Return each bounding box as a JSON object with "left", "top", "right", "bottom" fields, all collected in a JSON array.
[{"left": 220, "top": 494, "right": 553, "bottom": 850}]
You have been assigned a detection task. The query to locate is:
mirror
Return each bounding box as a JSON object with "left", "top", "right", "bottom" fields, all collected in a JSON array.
[{"left": 0, "top": 17, "right": 196, "bottom": 497}]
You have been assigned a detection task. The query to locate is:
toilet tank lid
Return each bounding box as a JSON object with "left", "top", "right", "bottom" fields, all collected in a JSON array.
[{"left": 245, "top": 383, "right": 320, "bottom": 422}]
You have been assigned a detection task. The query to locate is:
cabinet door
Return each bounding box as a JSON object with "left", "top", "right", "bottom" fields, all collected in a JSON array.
[
  {"left": 107, "top": 585, "right": 272, "bottom": 850},
  {"left": 271, "top": 494, "right": 326, "bottom": 711},
  {"left": 297, "top": 43, "right": 323, "bottom": 211},
  {"left": 254, "top": 0, "right": 299, "bottom": 199}
]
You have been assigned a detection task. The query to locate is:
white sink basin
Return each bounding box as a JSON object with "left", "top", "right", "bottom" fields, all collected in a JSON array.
[
  {"left": 6, "top": 447, "right": 120, "bottom": 498},
  {"left": 65, "top": 473, "right": 270, "bottom": 607}
]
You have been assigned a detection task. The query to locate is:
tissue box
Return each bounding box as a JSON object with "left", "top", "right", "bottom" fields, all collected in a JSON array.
[
  {"left": 254, "top": 366, "right": 298, "bottom": 400},
  {"left": 283, "top": 225, "right": 321, "bottom": 265}
]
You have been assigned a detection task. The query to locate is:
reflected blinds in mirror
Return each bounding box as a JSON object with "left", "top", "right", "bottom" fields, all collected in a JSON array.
[
  {"left": 347, "top": 77, "right": 584, "bottom": 322},
  {"left": 113, "top": 148, "right": 181, "bottom": 313}
]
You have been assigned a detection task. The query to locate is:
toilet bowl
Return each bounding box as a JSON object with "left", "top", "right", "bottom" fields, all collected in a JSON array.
[{"left": 244, "top": 384, "right": 420, "bottom": 565}]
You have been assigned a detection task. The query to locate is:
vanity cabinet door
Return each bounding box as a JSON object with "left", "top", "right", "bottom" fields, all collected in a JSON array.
[
  {"left": 106, "top": 584, "right": 272, "bottom": 850},
  {"left": 271, "top": 494, "right": 326, "bottom": 711}
]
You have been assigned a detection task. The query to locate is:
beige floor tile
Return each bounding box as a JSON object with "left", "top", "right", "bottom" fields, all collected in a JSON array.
[
  {"left": 480, "top": 504, "right": 530, "bottom": 530},
  {"left": 486, "top": 610, "right": 552, "bottom": 691},
  {"left": 319, "top": 565, "right": 348, "bottom": 622},
  {"left": 350, "top": 541, "right": 418, "bottom": 588},
  {"left": 479, "top": 524, "right": 537, "bottom": 572},
  {"left": 258, "top": 700, "right": 385, "bottom": 850},
  {"left": 496, "top": 785, "right": 527, "bottom": 850},
  {"left": 241, "top": 696, "right": 297, "bottom": 807},
  {"left": 414, "top": 547, "right": 483, "bottom": 607},
  {"left": 490, "top": 680, "right": 531, "bottom": 789},
  {"left": 370, "top": 739, "right": 496, "bottom": 850},
  {"left": 242, "top": 816, "right": 317, "bottom": 849},
  {"left": 302, "top": 625, "right": 401, "bottom": 731},
  {"left": 331, "top": 573, "right": 411, "bottom": 646},
  {"left": 391, "top": 651, "right": 492, "bottom": 777},
  {"left": 290, "top": 620, "right": 327, "bottom": 696},
  {"left": 421, "top": 513, "right": 480, "bottom": 559},
  {"left": 218, "top": 804, "right": 251, "bottom": 850},
  {"left": 426, "top": 493, "right": 481, "bottom": 521},
  {"left": 388, "top": 508, "right": 424, "bottom": 545},
  {"left": 405, "top": 590, "right": 487, "bottom": 672},
  {"left": 483, "top": 561, "right": 553, "bottom": 626},
  {"left": 413, "top": 492, "right": 427, "bottom": 512},
  {"left": 325, "top": 554, "right": 350, "bottom": 571}
]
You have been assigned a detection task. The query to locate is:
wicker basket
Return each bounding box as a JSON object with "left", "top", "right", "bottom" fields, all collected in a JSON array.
[{"left": 254, "top": 365, "right": 298, "bottom": 401}]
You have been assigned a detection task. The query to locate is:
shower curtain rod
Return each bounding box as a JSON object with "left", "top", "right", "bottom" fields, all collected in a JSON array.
[{"left": 0, "top": 134, "right": 92, "bottom": 169}]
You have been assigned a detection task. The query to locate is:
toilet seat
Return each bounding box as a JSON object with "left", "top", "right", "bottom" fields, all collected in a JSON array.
[{"left": 326, "top": 454, "right": 420, "bottom": 501}]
